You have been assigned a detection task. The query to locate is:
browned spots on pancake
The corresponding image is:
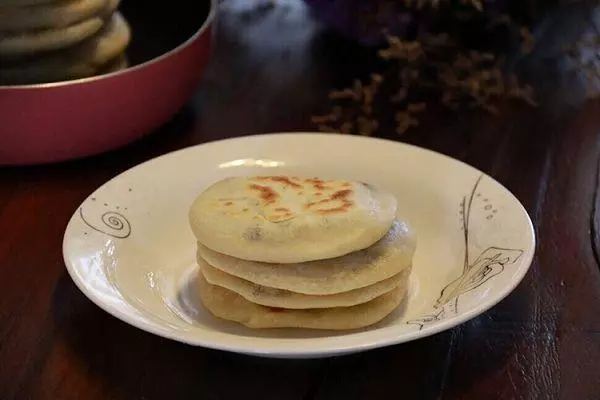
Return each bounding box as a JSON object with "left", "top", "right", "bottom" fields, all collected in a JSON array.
[
  {"left": 341, "top": 182, "right": 351, "bottom": 187},
  {"left": 224, "top": 201, "right": 233, "bottom": 206},
  {"left": 303, "top": 178, "right": 329, "bottom": 191},
  {"left": 305, "top": 189, "right": 354, "bottom": 215},
  {"left": 331, "top": 189, "right": 352, "bottom": 200},
  {"left": 316, "top": 205, "right": 352, "bottom": 215},
  {"left": 305, "top": 178, "right": 324, "bottom": 184},
  {"left": 268, "top": 210, "right": 295, "bottom": 222},
  {"left": 248, "top": 184, "right": 278, "bottom": 204},
  {"left": 305, "top": 198, "right": 329, "bottom": 208},
  {"left": 274, "top": 207, "right": 290, "bottom": 212},
  {"left": 242, "top": 208, "right": 249, "bottom": 212},
  {"left": 315, "top": 192, "right": 322, "bottom": 196},
  {"left": 254, "top": 176, "right": 303, "bottom": 189}
]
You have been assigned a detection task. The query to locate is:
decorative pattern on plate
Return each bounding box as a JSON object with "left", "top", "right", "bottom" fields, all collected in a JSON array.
[
  {"left": 407, "top": 175, "right": 524, "bottom": 331},
  {"left": 79, "top": 195, "right": 131, "bottom": 239}
]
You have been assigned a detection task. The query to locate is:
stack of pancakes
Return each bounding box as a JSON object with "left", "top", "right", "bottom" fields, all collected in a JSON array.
[
  {"left": 0, "top": 0, "right": 131, "bottom": 85},
  {"left": 189, "top": 175, "right": 417, "bottom": 330}
]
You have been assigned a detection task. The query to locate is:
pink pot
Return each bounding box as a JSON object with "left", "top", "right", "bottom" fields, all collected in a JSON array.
[{"left": 0, "top": 0, "right": 217, "bottom": 165}]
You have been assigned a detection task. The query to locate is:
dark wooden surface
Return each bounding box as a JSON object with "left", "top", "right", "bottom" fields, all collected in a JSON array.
[{"left": 2, "top": 0, "right": 600, "bottom": 398}]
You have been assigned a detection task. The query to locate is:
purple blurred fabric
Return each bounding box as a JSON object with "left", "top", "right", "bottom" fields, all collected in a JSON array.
[
  {"left": 303, "top": 0, "right": 411, "bottom": 46},
  {"left": 303, "top": 0, "right": 509, "bottom": 46}
]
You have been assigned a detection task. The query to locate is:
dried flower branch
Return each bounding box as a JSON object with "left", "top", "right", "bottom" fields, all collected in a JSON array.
[
  {"left": 310, "top": 0, "right": 564, "bottom": 136},
  {"left": 312, "top": 74, "right": 384, "bottom": 136}
]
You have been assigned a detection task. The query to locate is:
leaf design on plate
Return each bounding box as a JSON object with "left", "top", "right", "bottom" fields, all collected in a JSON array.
[
  {"left": 407, "top": 174, "right": 525, "bottom": 331},
  {"left": 435, "top": 247, "right": 523, "bottom": 308}
]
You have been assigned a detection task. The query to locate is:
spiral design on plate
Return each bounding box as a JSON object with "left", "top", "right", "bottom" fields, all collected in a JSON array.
[
  {"left": 102, "top": 212, "right": 126, "bottom": 231},
  {"left": 80, "top": 208, "right": 131, "bottom": 239}
]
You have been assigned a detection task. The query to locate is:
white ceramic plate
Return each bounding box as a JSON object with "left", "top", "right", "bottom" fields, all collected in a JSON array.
[{"left": 63, "top": 133, "right": 535, "bottom": 358}]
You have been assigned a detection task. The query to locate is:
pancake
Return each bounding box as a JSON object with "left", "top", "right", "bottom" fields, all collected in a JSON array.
[
  {"left": 0, "top": 12, "right": 130, "bottom": 84},
  {"left": 0, "top": 15, "right": 104, "bottom": 57},
  {"left": 0, "top": 0, "right": 112, "bottom": 31},
  {"left": 196, "top": 219, "right": 416, "bottom": 295},
  {"left": 200, "top": 258, "right": 410, "bottom": 309},
  {"left": 97, "top": 52, "right": 127, "bottom": 74},
  {"left": 197, "top": 272, "right": 406, "bottom": 330},
  {"left": 189, "top": 175, "right": 398, "bottom": 263},
  {"left": 63, "top": 11, "right": 130, "bottom": 67}
]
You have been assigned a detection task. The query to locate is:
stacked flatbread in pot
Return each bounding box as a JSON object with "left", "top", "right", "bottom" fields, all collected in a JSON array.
[
  {"left": 0, "top": 0, "right": 131, "bottom": 85},
  {"left": 189, "top": 176, "right": 417, "bottom": 330}
]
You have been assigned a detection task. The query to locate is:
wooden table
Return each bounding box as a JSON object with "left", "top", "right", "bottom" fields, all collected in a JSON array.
[{"left": 2, "top": 0, "right": 600, "bottom": 398}]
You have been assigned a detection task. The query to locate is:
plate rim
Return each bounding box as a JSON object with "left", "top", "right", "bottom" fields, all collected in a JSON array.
[{"left": 62, "top": 132, "right": 536, "bottom": 358}]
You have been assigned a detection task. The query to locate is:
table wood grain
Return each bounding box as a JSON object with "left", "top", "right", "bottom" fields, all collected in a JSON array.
[{"left": 2, "top": 0, "right": 600, "bottom": 399}]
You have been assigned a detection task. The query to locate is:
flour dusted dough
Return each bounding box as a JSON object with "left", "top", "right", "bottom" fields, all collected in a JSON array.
[
  {"left": 200, "top": 257, "right": 410, "bottom": 309},
  {"left": 0, "top": 11, "right": 130, "bottom": 84},
  {"left": 197, "top": 272, "right": 406, "bottom": 330},
  {"left": 97, "top": 52, "right": 127, "bottom": 73},
  {"left": 196, "top": 219, "right": 416, "bottom": 295},
  {"left": 189, "top": 176, "right": 398, "bottom": 263},
  {"left": 0, "top": 15, "right": 104, "bottom": 56},
  {"left": 0, "top": 0, "right": 114, "bottom": 31}
]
